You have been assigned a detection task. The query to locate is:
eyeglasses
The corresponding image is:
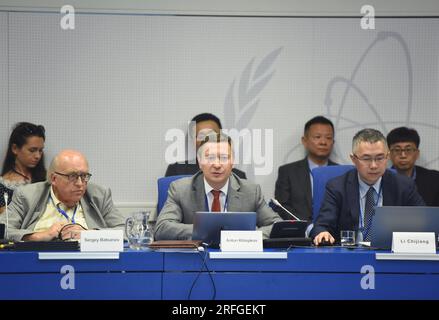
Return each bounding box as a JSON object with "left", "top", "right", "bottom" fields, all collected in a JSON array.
[
  {"left": 203, "top": 154, "right": 231, "bottom": 164},
  {"left": 353, "top": 154, "right": 387, "bottom": 164},
  {"left": 390, "top": 147, "right": 418, "bottom": 156},
  {"left": 55, "top": 171, "right": 92, "bottom": 183}
]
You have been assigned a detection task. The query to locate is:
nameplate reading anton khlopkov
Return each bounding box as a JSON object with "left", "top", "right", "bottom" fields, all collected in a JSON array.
[
  {"left": 80, "top": 230, "right": 124, "bottom": 252},
  {"left": 220, "top": 230, "right": 263, "bottom": 252}
]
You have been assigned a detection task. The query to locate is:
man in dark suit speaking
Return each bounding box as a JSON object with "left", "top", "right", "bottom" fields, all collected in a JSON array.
[
  {"left": 155, "top": 133, "right": 281, "bottom": 240},
  {"left": 311, "top": 128, "right": 425, "bottom": 246}
]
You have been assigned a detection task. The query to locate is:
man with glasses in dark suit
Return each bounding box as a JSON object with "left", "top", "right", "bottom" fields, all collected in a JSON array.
[
  {"left": 311, "top": 128, "right": 425, "bottom": 246},
  {"left": 387, "top": 126, "right": 439, "bottom": 206}
]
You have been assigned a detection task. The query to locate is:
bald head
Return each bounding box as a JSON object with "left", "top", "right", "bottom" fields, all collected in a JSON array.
[
  {"left": 48, "top": 150, "right": 89, "bottom": 182},
  {"left": 48, "top": 150, "right": 90, "bottom": 207}
]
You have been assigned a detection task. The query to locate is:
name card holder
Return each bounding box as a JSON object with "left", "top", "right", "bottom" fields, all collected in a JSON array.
[
  {"left": 210, "top": 251, "right": 287, "bottom": 259},
  {"left": 80, "top": 230, "right": 124, "bottom": 252},
  {"left": 220, "top": 230, "right": 263, "bottom": 252},
  {"left": 392, "top": 232, "right": 436, "bottom": 254}
]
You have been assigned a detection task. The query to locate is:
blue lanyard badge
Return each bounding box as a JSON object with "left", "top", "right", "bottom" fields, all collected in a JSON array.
[{"left": 50, "top": 195, "right": 77, "bottom": 224}]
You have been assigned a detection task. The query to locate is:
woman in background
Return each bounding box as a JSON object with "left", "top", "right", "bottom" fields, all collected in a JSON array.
[{"left": 0, "top": 122, "right": 46, "bottom": 212}]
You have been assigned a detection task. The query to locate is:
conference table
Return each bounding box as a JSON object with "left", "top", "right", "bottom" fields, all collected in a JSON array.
[{"left": 0, "top": 247, "right": 438, "bottom": 300}]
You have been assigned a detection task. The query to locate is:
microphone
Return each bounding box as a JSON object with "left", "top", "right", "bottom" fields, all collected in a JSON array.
[
  {"left": 269, "top": 198, "right": 302, "bottom": 221},
  {"left": 4, "top": 192, "right": 8, "bottom": 241}
]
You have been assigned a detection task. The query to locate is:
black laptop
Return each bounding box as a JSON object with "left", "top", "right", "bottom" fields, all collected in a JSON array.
[
  {"left": 371, "top": 206, "right": 439, "bottom": 249},
  {"left": 192, "top": 212, "right": 257, "bottom": 247}
]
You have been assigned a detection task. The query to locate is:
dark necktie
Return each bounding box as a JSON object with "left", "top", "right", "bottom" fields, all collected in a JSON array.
[
  {"left": 363, "top": 187, "right": 376, "bottom": 241},
  {"left": 211, "top": 190, "right": 221, "bottom": 212}
]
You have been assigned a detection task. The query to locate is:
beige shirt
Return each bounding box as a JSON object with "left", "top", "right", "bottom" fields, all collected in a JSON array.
[{"left": 33, "top": 187, "right": 88, "bottom": 232}]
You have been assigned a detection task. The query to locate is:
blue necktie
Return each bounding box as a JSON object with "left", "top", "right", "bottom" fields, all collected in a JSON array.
[{"left": 363, "top": 187, "right": 376, "bottom": 241}]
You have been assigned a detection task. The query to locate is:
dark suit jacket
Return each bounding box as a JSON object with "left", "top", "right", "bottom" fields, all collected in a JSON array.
[
  {"left": 165, "top": 160, "right": 247, "bottom": 179},
  {"left": 310, "top": 169, "right": 425, "bottom": 240},
  {"left": 414, "top": 166, "right": 439, "bottom": 206},
  {"left": 275, "top": 158, "right": 338, "bottom": 221}
]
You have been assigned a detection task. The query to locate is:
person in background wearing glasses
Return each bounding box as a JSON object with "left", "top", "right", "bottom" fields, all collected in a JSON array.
[
  {"left": 164, "top": 113, "right": 246, "bottom": 179},
  {"left": 0, "top": 122, "right": 46, "bottom": 213},
  {"left": 311, "top": 128, "right": 425, "bottom": 246},
  {"left": 0, "top": 149, "right": 125, "bottom": 242},
  {"left": 387, "top": 127, "right": 439, "bottom": 206},
  {"left": 155, "top": 133, "right": 281, "bottom": 240}
]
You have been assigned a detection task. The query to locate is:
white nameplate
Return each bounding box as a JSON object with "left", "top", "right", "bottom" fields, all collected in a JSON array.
[
  {"left": 80, "top": 230, "right": 124, "bottom": 252},
  {"left": 220, "top": 230, "right": 263, "bottom": 252},
  {"left": 210, "top": 252, "right": 287, "bottom": 259},
  {"left": 39, "top": 252, "right": 120, "bottom": 260},
  {"left": 392, "top": 232, "right": 436, "bottom": 254}
]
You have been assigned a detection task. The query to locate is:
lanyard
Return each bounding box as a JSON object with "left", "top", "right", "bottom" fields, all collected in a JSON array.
[
  {"left": 50, "top": 195, "right": 78, "bottom": 224},
  {"left": 360, "top": 181, "right": 383, "bottom": 237},
  {"left": 204, "top": 192, "right": 228, "bottom": 212}
]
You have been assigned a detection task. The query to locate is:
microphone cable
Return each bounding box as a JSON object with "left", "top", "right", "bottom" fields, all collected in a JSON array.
[{"left": 187, "top": 244, "right": 217, "bottom": 300}]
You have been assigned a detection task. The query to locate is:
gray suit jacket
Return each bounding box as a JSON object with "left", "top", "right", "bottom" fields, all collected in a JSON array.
[
  {"left": 155, "top": 172, "right": 282, "bottom": 240},
  {"left": 275, "top": 157, "right": 338, "bottom": 221},
  {"left": 0, "top": 181, "right": 125, "bottom": 241}
]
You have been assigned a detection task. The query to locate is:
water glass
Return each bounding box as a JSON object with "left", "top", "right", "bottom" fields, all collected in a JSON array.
[
  {"left": 340, "top": 230, "right": 356, "bottom": 246},
  {"left": 125, "top": 211, "right": 153, "bottom": 250}
]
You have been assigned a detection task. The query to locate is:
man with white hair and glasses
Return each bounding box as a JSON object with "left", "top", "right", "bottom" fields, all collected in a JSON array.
[{"left": 1, "top": 149, "right": 124, "bottom": 241}]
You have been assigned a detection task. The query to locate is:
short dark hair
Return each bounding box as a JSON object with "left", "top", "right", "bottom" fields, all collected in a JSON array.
[
  {"left": 352, "top": 128, "right": 387, "bottom": 153},
  {"left": 304, "top": 116, "right": 334, "bottom": 135},
  {"left": 386, "top": 127, "right": 420, "bottom": 148},
  {"left": 191, "top": 113, "right": 222, "bottom": 129},
  {"left": 1, "top": 122, "right": 47, "bottom": 182},
  {"left": 197, "top": 132, "right": 233, "bottom": 157}
]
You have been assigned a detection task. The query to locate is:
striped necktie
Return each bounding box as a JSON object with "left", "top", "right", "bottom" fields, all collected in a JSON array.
[{"left": 363, "top": 187, "right": 376, "bottom": 241}]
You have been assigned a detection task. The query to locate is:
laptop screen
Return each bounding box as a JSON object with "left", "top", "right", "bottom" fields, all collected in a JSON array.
[
  {"left": 192, "top": 212, "right": 256, "bottom": 246},
  {"left": 370, "top": 206, "right": 439, "bottom": 249}
]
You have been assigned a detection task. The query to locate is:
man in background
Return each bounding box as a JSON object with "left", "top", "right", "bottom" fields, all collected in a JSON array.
[
  {"left": 387, "top": 126, "right": 439, "bottom": 206},
  {"left": 165, "top": 112, "right": 246, "bottom": 179},
  {"left": 275, "top": 116, "right": 337, "bottom": 221}
]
